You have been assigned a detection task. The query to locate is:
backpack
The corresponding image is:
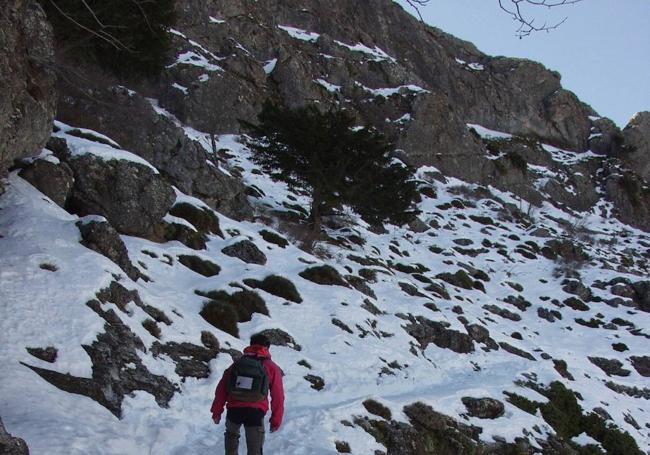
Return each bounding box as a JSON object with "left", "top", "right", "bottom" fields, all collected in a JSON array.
[{"left": 226, "top": 354, "right": 269, "bottom": 402}]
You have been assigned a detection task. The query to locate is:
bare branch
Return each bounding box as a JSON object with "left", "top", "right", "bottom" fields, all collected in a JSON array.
[
  {"left": 498, "top": 0, "right": 582, "bottom": 37},
  {"left": 404, "top": 0, "right": 430, "bottom": 22}
]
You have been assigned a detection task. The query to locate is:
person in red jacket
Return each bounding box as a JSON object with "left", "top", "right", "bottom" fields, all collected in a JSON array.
[{"left": 211, "top": 333, "right": 284, "bottom": 455}]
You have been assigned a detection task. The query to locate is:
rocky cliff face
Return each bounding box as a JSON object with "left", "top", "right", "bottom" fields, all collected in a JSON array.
[
  {"left": 48, "top": 0, "right": 650, "bottom": 230},
  {"left": 0, "top": 0, "right": 56, "bottom": 184}
]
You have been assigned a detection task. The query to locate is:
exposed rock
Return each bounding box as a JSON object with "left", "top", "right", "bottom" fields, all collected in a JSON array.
[
  {"left": 629, "top": 356, "right": 650, "bottom": 377},
  {"left": 244, "top": 275, "right": 303, "bottom": 303},
  {"left": 604, "top": 381, "right": 650, "bottom": 400},
  {"left": 630, "top": 281, "right": 650, "bottom": 313},
  {"left": 304, "top": 374, "right": 325, "bottom": 391},
  {"left": 96, "top": 281, "right": 171, "bottom": 326},
  {"left": 404, "top": 315, "right": 474, "bottom": 354},
  {"left": 256, "top": 328, "right": 302, "bottom": 351},
  {"left": 561, "top": 280, "right": 592, "bottom": 302},
  {"left": 65, "top": 154, "right": 175, "bottom": 237},
  {"left": 56, "top": 86, "right": 253, "bottom": 220},
  {"left": 498, "top": 342, "right": 536, "bottom": 361},
  {"left": 18, "top": 158, "right": 73, "bottom": 207},
  {"left": 544, "top": 239, "right": 589, "bottom": 264},
  {"left": 345, "top": 275, "right": 377, "bottom": 299},
  {"left": 621, "top": 111, "right": 650, "bottom": 181},
  {"left": 589, "top": 116, "right": 624, "bottom": 156},
  {"left": 0, "top": 416, "right": 29, "bottom": 455},
  {"left": 23, "top": 300, "right": 178, "bottom": 418},
  {"left": 0, "top": 0, "right": 56, "bottom": 177},
  {"left": 221, "top": 239, "right": 267, "bottom": 265},
  {"left": 461, "top": 397, "right": 505, "bottom": 419},
  {"left": 537, "top": 307, "right": 562, "bottom": 323},
  {"left": 150, "top": 340, "right": 218, "bottom": 379},
  {"left": 25, "top": 346, "right": 57, "bottom": 363},
  {"left": 588, "top": 357, "right": 631, "bottom": 377},
  {"left": 77, "top": 220, "right": 143, "bottom": 281},
  {"left": 483, "top": 304, "right": 521, "bottom": 322},
  {"left": 603, "top": 169, "right": 650, "bottom": 232}
]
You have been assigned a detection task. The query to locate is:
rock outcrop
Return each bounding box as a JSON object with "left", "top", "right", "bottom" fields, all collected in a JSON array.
[
  {"left": 66, "top": 154, "right": 176, "bottom": 237},
  {"left": 0, "top": 417, "right": 29, "bottom": 455},
  {"left": 0, "top": 0, "right": 56, "bottom": 179}
]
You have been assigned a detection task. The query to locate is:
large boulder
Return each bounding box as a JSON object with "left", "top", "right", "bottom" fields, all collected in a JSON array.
[
  {"left": 66, "top": 154, "right": 176, "bottom": 237},
  {"left": 0, "top": 0, "right": 56, "bottom": 178},
  {"left": 17, "top": 156, "right": 74, "bottom": 207}
]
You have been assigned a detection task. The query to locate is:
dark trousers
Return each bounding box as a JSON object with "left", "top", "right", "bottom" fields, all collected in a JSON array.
[{"left": 225, "top": 408, "right": 265, "bottom": 455}]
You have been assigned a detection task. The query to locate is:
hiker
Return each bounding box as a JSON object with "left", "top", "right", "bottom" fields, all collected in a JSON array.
[{"left": 211, "top": 333, "right": 285, "bottom": 455}]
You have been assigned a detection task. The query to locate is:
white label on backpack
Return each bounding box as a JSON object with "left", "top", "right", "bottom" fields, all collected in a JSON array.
[{"left": 236, "top": 376, "right": 254, "bottom": 390}]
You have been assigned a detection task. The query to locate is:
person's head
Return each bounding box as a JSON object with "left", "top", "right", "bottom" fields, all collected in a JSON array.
[{"left": 250, "top": 333, "right": 271, "bottom": 348}]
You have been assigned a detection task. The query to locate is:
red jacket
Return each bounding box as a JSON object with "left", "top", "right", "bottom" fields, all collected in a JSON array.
[{"left": 210, "top": 345, "right": 285, "bottom": 429}]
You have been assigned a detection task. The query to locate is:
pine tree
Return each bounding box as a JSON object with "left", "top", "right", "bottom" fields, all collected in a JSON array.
[{"left": 243, "top": 101, "right": 420, "bottom": 233}]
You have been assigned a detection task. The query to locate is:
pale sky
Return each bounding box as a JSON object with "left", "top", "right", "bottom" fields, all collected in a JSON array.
[{"left": 395, "top": 0, "right": 650, "bottom": 127}]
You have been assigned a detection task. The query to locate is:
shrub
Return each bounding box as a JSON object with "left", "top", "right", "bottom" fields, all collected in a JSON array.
[
  {"left": 244, "top": 275, "right": 302, "bottom": 303},
  {"left": 169, "top": 203, "right": 223, "bottom": 237},
  {"left": 142, "top": 319, "right": 161, "bottom": 339},
  {"left": 363, "top": 399, "right": 392, "bottom": 420},
  {"left": 196, "top": 289, "right": 268, "bottom": 323},
  {"left": 178, "top": 255, "right": 220, "bottom": 277},
  {"left": 259, "top": 229, "right": 289, "bottom": 248},
  {"left": 299, "top": 265, "right": 349, "bottom": 287},
  {"left": 200, "top": 301, "right": 239, "bottom": 337},
  {"left": 503, "top": 391, "right": 539, "bottom": 415}
]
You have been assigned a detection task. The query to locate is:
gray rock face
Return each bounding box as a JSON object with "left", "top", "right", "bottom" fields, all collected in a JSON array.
[
  {"left": 0, "top": 416, "right": 30, "bottom": 455},
  {"left": 0, "top": 0, "right": 56, "bottom": 177},
  {"left": 18, "top": 158, "right": 74, "bottom": 207},
  {"left": 621, "top": 112, "right": 650, "bottom": 181},
  {"left": 77, "top": 220, "right": 143, "bottom": 281},
  {"left": 56, "top": 85, "right": 253, "bottom": 221},
  {"left": 65, "top": 154, "right": 176, "bottom": 236},
  {"left": 603, "top": 170, "right": 650, "bottom": 232}
]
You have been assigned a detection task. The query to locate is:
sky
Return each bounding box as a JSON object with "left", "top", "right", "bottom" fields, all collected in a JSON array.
[{"left": 395, "top": 0, "right": 650, "bottom": 128}]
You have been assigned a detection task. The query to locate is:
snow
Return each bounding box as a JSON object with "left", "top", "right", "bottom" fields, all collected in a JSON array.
[
  {"left": 356, "top": 82, "right": 429, "bottom": 98},
  {"left": 315, "top": 79, "right": 341, "bottom": 93},
  {"left": 334, "top": 40, "right": 397, "bottom": 63},
  {"left": 455, "top": 58, "right": 485, "bottom": 71},
  {"left": 466, "top": 123, "right": 513, "bottom": 140},
  {"left": 52, "top": 121, "right": 159, "bottom": 173},
  {"left": 170, "top": 51, "right": 222, "bottom": 72},
  {"left": 263, "top": 58, "right": 277, "bottom": 74},
  {"left": 209, "top": 16, "right": 225, "bottom": 24},
  {"left": 172, "top": 83, "right": 189, "bottom": 94},
  {"left": 3, "top": 121, "right": 650, "bottom": 454},
  {"left": 278, "top": 25, "right": 320, "bottom": 42}
]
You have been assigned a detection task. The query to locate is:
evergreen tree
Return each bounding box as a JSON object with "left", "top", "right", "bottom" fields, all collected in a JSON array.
[
  {"left": 39, "top": 0, "right": 176, "bottom": 78},
  {"left": 243, "top": 101, "right": 420, "bottom": 233}
]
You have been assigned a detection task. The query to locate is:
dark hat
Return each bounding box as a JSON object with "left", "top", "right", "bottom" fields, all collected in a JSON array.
[{"left": 250, "top": 333, "right": 271, "bottom": 348}]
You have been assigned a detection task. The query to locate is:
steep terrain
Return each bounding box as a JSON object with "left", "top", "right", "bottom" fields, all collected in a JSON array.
[{"left": 1, "top": 1, "right": 649, "bottom": 454}]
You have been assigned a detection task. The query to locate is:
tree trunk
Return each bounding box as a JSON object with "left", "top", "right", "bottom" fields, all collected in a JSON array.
[{"left": 309, "top": 192, "right": 323, "bottom": 236}]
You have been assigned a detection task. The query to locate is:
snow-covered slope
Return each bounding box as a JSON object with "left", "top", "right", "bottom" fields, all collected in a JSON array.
[{"left": 1, "top": 118, "right": 649, "bottom": 454}]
